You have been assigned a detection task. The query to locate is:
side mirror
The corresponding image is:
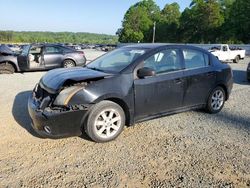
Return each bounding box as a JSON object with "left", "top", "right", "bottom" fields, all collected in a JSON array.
[{"left": 137, "top": 67, "right": 156, "bottom": 79}]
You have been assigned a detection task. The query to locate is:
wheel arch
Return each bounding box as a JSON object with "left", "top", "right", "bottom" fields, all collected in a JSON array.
[
  {"left": 216, "top": 84, "right": 229, "bottom": 101},
  {"left": 62, "top": 58, "right": 76, "bottom": 66},
  {"left": 0, "top": 61, "right": 18, "bottom": 72},
  {"left": 105, "top": 97, "right": 131, "bottom": 126}
]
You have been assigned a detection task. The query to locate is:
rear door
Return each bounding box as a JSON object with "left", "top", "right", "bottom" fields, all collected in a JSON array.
[
  {"left": 134, "top": 48, "right": 185, "bottom": 120},
  {"left": 43, "top": 46, "right": 63, "bottom": 68},
  {"left": 182, "top": 48, "right": 216, "bottom": 106}
]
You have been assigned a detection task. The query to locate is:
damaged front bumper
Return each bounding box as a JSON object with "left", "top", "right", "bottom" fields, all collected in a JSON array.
[{"left": 28, "top": 95, "right": 89, "bottom": 138}]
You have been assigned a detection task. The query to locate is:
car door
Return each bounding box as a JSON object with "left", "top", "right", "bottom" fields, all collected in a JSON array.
[
  {"left": 134, "top": 48, "right": 185, "bottom": 121},
  {"left": 182, "top": 48, "right": 216, "bottom": 106},
  {"left": 43, "top": 46, "right": 63, "bottom": 68},
  {"left": 17, "top": 45, "right": 30, "bottom": 71}
]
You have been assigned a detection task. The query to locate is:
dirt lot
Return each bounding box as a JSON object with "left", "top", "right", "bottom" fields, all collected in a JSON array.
[{"left": 0, "top": 50, "right": 249, "bottom": 187}]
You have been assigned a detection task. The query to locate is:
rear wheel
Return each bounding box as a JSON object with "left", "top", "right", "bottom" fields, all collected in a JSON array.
[
  {"left": 206, "top": 86, "right": 225, "bottom": 114},
  {"left": 233, "top": 55, "right": 240, "bottom": 63},
  {"left": 0, "top": 63, "right": 15, "bottom": 74},
  {"left": 63, "top": 60, "right": 75, "bottom": 68},
  {"left": 84, "top": 101, "right": 125, "bottom": 143}
]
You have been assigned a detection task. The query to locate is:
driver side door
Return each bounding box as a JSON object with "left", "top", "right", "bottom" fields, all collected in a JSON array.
[{"left": 134, "top": 48, "right": 185, "bottom": 121}]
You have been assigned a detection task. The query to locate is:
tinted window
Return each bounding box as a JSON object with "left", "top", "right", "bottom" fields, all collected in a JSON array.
[
  {"left": 144, "top": 49, "right": 182, "bottom": 74},
  {"left": 62, "top": 47, "right": 74, "bottom": 53},
  {"left": 45, "top": 46, "right": 62, "bottom": 53},
  {"left": 183, "top": 49, "right": 209, "bottom": 69}
]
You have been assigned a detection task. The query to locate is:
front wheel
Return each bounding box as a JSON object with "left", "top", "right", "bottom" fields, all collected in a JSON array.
[
  {"left": 0, "top": 63, "right": 15, "bottom": 74},
  {"left": 84, "top": 101, "right": 125, "bottom": 142},
  {"left": 206, "top": 86, "right": 225, "bottom": 114}
]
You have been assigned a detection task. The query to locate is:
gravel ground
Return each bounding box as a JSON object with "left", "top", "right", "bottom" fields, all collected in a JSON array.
[{"left": 0, "top": 51, "right": 249, "bottom": 188}]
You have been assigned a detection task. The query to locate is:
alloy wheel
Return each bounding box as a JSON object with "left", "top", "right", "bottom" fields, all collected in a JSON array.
[
  {"left": 211, "top": 90, "right": 224, "bottom": 111},
  {"left": 94, "top": 109, "right": 121, "bottom": 139},
  {"left": 64, "top": 61, "right": 75, "bottom": 68}
]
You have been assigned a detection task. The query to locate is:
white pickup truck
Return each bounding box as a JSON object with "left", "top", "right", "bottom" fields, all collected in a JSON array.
[{"left": 209, "top": 44, "right": 245, "bottom": 63}]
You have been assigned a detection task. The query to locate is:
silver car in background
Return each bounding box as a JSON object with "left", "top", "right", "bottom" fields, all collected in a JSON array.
[{"left": 0, "top": 44, "right": 87, "bottom": 74}]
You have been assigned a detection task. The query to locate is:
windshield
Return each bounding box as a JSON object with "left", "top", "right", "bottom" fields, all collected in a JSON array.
[{"left": 87, "top": 48, "right": 146, "bottom": 73}]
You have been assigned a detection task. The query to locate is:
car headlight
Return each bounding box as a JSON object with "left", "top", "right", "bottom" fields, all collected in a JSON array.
[{"left": 53, "top": 86, "right": 83, "bottom": 106}]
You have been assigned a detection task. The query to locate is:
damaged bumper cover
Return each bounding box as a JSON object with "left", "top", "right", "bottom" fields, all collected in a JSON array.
[{"left": 28, "top": 95, "right": 89, "bottom": 138}]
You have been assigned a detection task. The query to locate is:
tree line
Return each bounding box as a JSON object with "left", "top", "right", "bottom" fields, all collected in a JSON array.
[
  {"left": 0, "top": 31, "right": 118, "bottom": 44},
  {"left": 117, "top": 0, "right": 250, "bottom": 44}
]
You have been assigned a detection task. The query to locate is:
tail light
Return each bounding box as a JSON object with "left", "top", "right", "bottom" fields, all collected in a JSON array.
[{"left": 77, "top": 51, "right": 84, "bottom": 55}]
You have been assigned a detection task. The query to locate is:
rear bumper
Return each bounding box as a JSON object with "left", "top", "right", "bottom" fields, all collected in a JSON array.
[
  {"left": 76, "top": 57, "right": 87, "bottom": 67},
  {"left": 28, "top": 95, "right": 88, "bottom": 138}
]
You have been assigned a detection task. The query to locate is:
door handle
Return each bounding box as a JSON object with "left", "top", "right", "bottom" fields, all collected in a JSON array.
[{"left": 174, "top": 78, "right": 182, "bottom": 84}]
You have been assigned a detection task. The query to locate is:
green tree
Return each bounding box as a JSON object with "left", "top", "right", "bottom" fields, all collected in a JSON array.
[
  {"left": 179, "top": 0, "right": 224, "bottom": 43},
  {"left": 156, "top": 3, "right": 181, "bottom": 42},
  {"left": 226, "top": 0, "right": 250, "bottom": 43},
  {"left": 0, "top": 31, "right": 118, "bottom": 44},
  {"left": 117, "top": 0, "right": 160, "bottom": 42}
]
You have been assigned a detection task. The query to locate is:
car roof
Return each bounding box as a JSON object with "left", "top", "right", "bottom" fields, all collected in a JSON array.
[
  {"left": 123, "top": 43, "right": 204, "bottom": 50},
  {"left": 122, "top": 43, "right": 210, "bottom": 54}
]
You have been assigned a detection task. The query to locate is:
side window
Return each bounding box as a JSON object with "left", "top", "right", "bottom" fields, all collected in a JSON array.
[
  {"left": 45, "top": 46, "right": 61, "bottom": 53},
  {"left": 30, "top": 46, "right": 42, "bottom": 54},
  {"left": 183, "top": 49, "right": 209, "bottom": 69},
  {"left": 144, "top": 49, "right": 182, "bottom": 74}
]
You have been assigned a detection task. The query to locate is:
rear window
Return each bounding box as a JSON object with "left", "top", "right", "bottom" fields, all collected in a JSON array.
[
  {"left": 62, "top": 46, "right": 74, "bottom": 53},
  {"left": 183, "top": 49, "right": 209, "bottom": 69},
  {"left": 45, "top": 46, "right": 62, "bottom": 53}
]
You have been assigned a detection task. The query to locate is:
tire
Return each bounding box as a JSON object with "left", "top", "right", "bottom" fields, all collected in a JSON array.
[
  {"left": 233, "top": 55, "right": 240, "bottom": 63},
  {"left": 63, "top": 59, "right": 75, "bottom": 68},
  {"left": 0, "top": 63, "right": 15, "bottom": 74},
  {"left": 84, "top": 100, "right": 125, "bottom": 143},
  {"left": 206, "top": 86, "right": 226, "bottom": 114}
]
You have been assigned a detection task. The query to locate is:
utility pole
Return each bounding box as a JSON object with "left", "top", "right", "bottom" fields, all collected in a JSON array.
[{"left": 152, "top": 21, "right": 156, "bottom": 43}]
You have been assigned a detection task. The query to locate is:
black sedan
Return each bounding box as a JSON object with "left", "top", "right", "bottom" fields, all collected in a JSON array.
[
  {"left": 28, "top": 44, "right": 233, "bottom": 142},
  {"left": 0, "top": 44, "right": 86, "bottom": 73},
  {"left": 247, "top": 62, "right": 250, "bottom": 82}
]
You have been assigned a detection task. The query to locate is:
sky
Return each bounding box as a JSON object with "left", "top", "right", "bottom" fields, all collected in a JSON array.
[{"left": 0, "top": 0, "right": 191, "bottom": 35}]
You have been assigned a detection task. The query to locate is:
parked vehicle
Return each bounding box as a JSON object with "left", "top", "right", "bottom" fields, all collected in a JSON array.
[
  {"left": 101, "top": 44, "right": 117, "bottom": 52},
  {"left": 66, "top": 45, "right": 82, "bottom": 51},
  {"left": 0, "top": 44, "right": 86, "bottom": 73},
  {"left": 209, "top": 44, "right": 245, "bottom": 63},
  {"left": 247, "top": 62, "right": 250, "bottom": 82},
  {"left": 29, "top": 44, "right": 233, "bottom": 142}
]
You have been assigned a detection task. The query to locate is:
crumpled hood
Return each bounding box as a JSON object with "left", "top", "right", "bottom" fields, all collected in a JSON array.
[
  {"left": 40, "top": 67, "right": 112, "bottom": 93},
  {"left": 0, "top": 44, "right": 15, "bottom": 55}
]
